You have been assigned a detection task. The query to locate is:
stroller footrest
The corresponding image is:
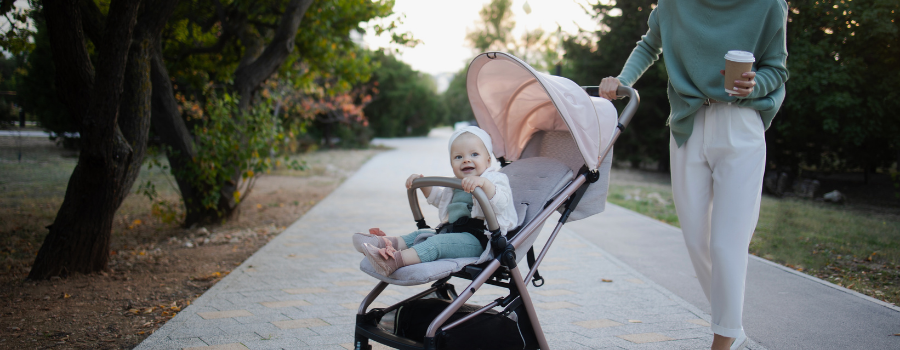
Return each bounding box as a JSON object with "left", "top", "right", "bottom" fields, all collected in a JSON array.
[{"left": 356, "top": 323, "right": 427, "bottom": 350}]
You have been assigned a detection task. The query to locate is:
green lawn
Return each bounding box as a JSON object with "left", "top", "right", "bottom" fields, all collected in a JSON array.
[{"left": 606, "top": 180, "right": 900, "bottom": 305}]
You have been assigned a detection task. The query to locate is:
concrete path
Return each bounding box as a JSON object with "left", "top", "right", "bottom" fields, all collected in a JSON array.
[
  {"left": 137, "top": 129, "right": 782, "bottom": 350},
  {"left": 574, "top": 200, "right": 900, "bottom": 350}
]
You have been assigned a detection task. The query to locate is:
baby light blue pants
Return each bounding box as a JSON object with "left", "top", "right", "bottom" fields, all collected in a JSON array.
[{"left": 400, "top": 229, "right": 483, "bottom": 262}]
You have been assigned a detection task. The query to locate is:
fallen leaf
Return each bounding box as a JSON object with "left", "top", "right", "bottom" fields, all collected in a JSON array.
[{"left": 601, "top": 279, "right": 613, "bottom": 283}]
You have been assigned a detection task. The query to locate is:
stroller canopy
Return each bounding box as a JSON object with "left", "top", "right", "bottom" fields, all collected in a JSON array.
[{"left": 466, "top": 52, "right": 617, "bottom": 171}]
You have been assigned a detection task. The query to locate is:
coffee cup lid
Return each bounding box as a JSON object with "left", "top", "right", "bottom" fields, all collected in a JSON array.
[{"left": 725, "top": 50, "right": 755, "bottom": 63}]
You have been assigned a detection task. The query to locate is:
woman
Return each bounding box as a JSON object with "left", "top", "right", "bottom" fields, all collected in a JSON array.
[{"left": 599, "top": 1, "right": 789, "bottom": 349}]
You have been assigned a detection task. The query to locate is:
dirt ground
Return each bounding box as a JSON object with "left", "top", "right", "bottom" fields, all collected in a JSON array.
[{"left": 0, "top": 136, "right": 382, "bottom": 349}]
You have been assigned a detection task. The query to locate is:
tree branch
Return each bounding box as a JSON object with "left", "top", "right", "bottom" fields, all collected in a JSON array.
[{"left": 232, "top": 0, "right": 313, "bottom": 109}]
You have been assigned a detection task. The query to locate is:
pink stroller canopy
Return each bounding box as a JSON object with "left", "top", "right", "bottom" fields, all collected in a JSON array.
[{"left": 466, "top": 52, "right": 617, "bottom": 171}]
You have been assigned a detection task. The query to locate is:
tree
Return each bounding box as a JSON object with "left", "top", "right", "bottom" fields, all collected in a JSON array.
[
  {"left": 26, "top": 0, "right": 179, "bottom": 279},
  {"left": 17, "top": 15, "right": 78, "bottom": 143},
  {"left": 465, "top": 0, "right": 561, "bottom": 71},
  {"left": 364, "top": 50, "right": 445, "bottom": 137},
  {"left": 564, "top": 0, "right": 671, "bottom": 171},
  {"left": 770, "top": 0, "right": 900, "bottom": 179},
  {"left": 150, "top": 0, "right": 402, "bottom": 226},
  {"left": 442, "top": 67, "right": 475, "bottom": 125},
  {"left": 0, "top": 54, "right": 23, "bottom": 127}
]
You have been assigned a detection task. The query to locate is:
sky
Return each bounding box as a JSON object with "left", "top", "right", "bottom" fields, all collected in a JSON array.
[{"left": 363, "top": 0, "right": 599, "bottom": 78}]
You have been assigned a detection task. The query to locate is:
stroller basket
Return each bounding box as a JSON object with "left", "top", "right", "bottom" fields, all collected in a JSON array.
[{"left": 355, "top": 52, "right": 640, "bottom": 350}]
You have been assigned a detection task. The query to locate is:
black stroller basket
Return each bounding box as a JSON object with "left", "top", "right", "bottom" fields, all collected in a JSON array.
[{"left": 354, "top": 77, "right": 639, "bottom": 349}]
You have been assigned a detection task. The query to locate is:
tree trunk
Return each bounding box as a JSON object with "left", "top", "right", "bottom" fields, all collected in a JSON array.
[
  {"left": 200, "top": 0, "right": 313, "bottom": 221},
  {"left": 149, "top": 46, "right": 222, "bottom": 226},
  {"left": 29, "top": 0, "right": 178, "bottom": 279}
]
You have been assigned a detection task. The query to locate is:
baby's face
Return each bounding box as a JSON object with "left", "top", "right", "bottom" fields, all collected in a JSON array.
[{"left": 449, "top": 133, "right": 491, "bottom": 179}]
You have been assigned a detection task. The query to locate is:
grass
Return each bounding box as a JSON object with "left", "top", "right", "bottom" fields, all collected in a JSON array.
[
  {"left": 0, "top": 139, "right": 386, "bottom": 272},
  {"left": 606, "top": 169, "right": 900, "bottom": 305}
]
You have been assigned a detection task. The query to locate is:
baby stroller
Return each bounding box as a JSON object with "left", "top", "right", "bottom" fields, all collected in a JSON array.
[{"left": 354, "top": 52, "right": 639, "bottom": 350}]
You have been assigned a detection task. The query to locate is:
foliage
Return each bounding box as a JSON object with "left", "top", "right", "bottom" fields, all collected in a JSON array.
[
  {"left": 0, "top": 0, "right": 35, "bottom": 55},
  {"left": 364, "top": 50, "right": 446, "bottom": 137},
  {"left": 0, "top": 54, "right": 22, "bottom": 127},
  {"left": 259, "top": 64, "right": 375, "bottom": 150},
  {"left": 16, "top": 14, "right": 78, "bottom": 140},
  {"left": 135, "top": 147, "right": 184, "bottom": 225},
  {"left": 156, "top": 0, "right": 411, "bottom": 220},
  {"left": 563, "top": 0, "right": 670, "bottom": 170},
  {"left": 442, "top": 67, "right": 475, "bottom": 125},
  {"left": 466, "top": 0, "right": 514, "bottom": 53},
  {"left": 162, "top": 0, "right": 395, "bottom": 99},
  {"left": 181, "top": 91, "right": 302, "bottom": 215},
  {"left": 465, "top": 0, "right": 562, "bottom": 72},
  {"left": 770, "top": 0, "right": 900, "bottom": 174}
]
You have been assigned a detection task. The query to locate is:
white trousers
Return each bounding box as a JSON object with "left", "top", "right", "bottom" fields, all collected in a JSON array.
[{"left": 669, "top": 103, "right": 766, "bottom": 338}]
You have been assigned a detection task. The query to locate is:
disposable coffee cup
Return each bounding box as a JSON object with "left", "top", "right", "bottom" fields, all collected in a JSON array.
[{"left": 724, "top": 50, "right": 755, "bottom": 95}]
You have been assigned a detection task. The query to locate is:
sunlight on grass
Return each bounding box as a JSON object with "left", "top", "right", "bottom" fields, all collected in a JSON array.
[{"left": 607, "top": 184, "right": 679, "bottom": 226}]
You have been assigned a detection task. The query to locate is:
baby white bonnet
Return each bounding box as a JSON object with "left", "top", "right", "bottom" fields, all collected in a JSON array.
[{"left": 448, "top": 126, "right": 500, "bottom": 172}]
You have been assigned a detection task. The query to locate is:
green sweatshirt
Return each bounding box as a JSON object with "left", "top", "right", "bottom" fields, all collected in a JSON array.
[{"left": 617, "top": 0, "right": 789, "bottom": 147}]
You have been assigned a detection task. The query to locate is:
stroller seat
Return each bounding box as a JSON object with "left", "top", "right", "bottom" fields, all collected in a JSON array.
[{"left": 359, "top": 156, "right": 574, "bottom": 286}]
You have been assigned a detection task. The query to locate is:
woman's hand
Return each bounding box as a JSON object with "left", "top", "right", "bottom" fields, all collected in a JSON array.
[
  {"left": 721, "top": 70, "right": 757, "bottom": 98},
  {"left": 599, "top": 76, "right": 621, "bottom": 100},
  {"left": 461, "top": 176, "right": 496, "bottom": 199}
]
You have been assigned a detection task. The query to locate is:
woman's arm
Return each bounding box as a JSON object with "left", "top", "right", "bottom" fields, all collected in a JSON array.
[{"left": 745, "top": 3, "right": 789, "bottom": 100}]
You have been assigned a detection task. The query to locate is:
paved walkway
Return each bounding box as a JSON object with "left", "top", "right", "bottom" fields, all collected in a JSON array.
[{"left": 136, "top": 130, "right": 777, "bottom": 350}]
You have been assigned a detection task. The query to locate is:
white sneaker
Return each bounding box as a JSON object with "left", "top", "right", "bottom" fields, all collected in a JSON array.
[{"left": 730, "top": 331, "right": 748, "bottom": 350}]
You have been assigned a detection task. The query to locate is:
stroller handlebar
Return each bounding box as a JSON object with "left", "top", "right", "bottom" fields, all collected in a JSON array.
[
  {"left": 407, "top": 177, "right": 500, "bottom": 233},
  {"left": 582, "top": 85, "right": 640, "bottom": 131}
]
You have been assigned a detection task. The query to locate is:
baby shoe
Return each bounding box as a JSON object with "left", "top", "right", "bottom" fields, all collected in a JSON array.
[
  {"left": 362, "top": 243, "right": 405, "bottom": 277},
  {"left": 352, "top": 228, "right": 398, "bottom": 253}
]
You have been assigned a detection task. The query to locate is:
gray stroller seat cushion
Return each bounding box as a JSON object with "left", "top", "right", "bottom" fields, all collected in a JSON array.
[
  {"left": 359, "top": 157, "right": 574, "bottom": 286},
  {"left": 360, "top": 257, "right": 479, "bottom": 286}
]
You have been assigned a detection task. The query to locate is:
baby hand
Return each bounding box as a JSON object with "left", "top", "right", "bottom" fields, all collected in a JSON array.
[
  {"left": 461, "top": 176, "right": 495, "bottom": 198},
  {"left": 406, "top": 174, "right": 424, "bottom": 189}
]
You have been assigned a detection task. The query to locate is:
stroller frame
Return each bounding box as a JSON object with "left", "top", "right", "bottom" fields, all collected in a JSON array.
[{"left": 354, "top": 85, "right": 638, "bottom": 350}]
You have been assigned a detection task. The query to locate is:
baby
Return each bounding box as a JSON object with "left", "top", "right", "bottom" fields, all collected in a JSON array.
[{"left": 352, "top": 126, "right": 518, "bottom": 276}]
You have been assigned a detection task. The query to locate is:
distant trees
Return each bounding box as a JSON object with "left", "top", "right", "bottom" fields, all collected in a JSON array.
[
  {"left": 364, "top": 51, "right": 446, "bottom": 137},
  {"left": 0, "top": 55, "right": 23, "bottom": 127},
  {"left": 465, "top": 0, "right": 561, "bottom": 72},
  {"left": 771, "top": 0, "right": 900, "bottom": 179},
  {"left": 564, "top": 0, "right": 899, "bottom": 176},
  {"left": 563, "top": 0, "right": 670, "bottom": 171},
  {"left": 442, "top": 67, "right": 474, "bottom": 126}
]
